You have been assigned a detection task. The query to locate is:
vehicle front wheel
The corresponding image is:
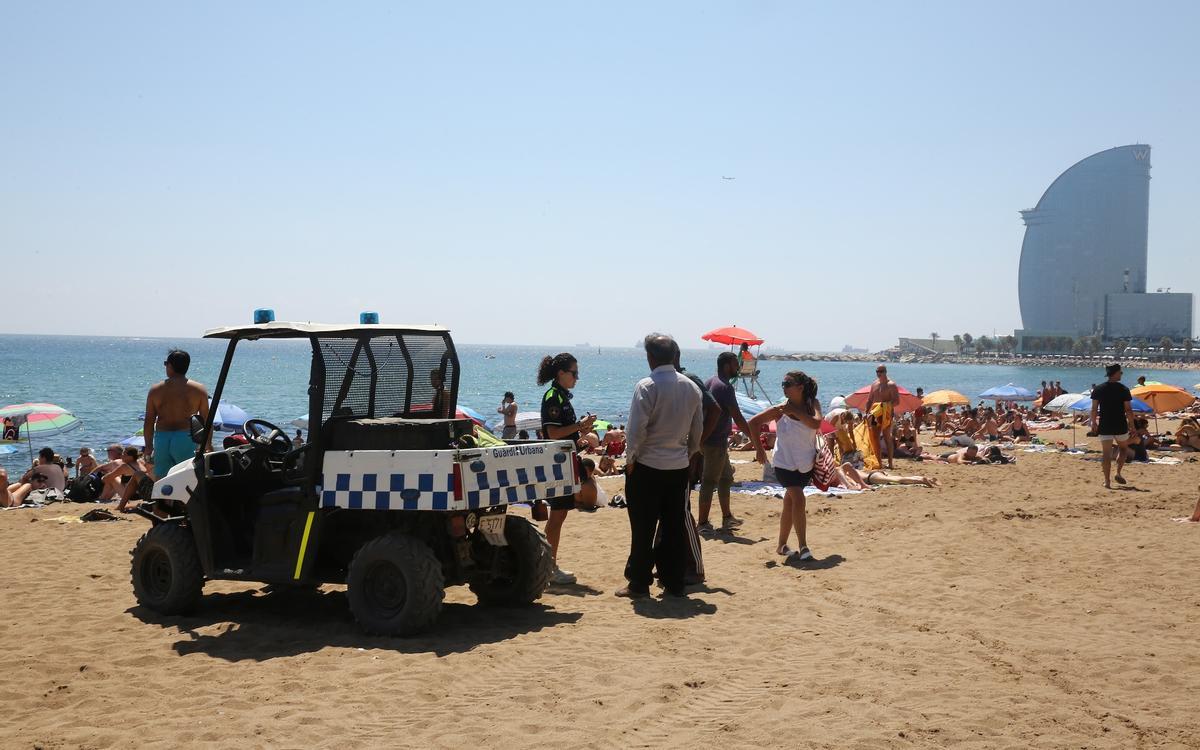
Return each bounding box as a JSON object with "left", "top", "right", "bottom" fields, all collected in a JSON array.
[
  {"left": 130, "top": 523, "right": 204, "bottom": 615},
  {"left": 346, "top": 533, "right": 444, "bottom": 636},
  {"left": 469, "top": 515, "right": 553, "bottom": 606}
]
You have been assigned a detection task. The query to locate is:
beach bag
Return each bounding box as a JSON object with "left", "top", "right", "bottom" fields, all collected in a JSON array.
[
  {"left": 67, "top": 474, "right": 103, "bottom": 502},
  {"left": 811, "top": 432, "right": 839, "bottom": 491}
]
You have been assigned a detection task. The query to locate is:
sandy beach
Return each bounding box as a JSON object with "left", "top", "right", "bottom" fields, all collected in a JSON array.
[{"left": 2, "top": 423, "right": 1198, "bottom": 749}]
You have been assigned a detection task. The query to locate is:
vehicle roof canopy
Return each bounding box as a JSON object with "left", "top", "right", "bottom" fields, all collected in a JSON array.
[{"left": 204, "top": 321, "right": 450, "bottom": 340}]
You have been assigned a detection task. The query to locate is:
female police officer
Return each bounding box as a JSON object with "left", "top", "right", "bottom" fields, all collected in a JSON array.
[{"left": 537, "top": 352, "right": 595, "bottom": 585}]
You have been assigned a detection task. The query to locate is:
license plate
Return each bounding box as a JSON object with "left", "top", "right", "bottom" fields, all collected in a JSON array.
[{"left": 479, "top": 514, "right": 508, "bottom": 546}]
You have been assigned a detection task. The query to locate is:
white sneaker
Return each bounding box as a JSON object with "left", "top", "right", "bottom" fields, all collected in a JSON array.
[
  {"left": 797, "top": 547, "right": 813, "bottom": 561},
  {"left": 551, "top": 567, "right": 577, "bottom": 585}
]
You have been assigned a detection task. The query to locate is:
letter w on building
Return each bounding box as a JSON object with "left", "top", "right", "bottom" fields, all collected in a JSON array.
[{"left": 1133, "top": 149, "right": 1149, "bottom": 161}]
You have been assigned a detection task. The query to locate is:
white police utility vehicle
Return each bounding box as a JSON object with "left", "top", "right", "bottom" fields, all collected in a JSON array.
[{"left": 130, "top": 310, "right": 578, "bottom": 636}]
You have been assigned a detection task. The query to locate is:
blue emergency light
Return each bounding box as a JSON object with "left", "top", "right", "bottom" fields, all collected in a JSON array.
[
  {"left": 254, "top": 308, "right": 276, "bottom": 324},
  {"left": 360, "top": 311, "right": 380, "bottom": 324}
]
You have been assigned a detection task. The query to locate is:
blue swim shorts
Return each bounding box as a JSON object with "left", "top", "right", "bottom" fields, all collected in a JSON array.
[{"left": 153, "top": 430, "right": 196, "bottom": 477}]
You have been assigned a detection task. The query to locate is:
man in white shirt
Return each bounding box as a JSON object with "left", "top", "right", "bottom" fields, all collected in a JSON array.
[{"left": 617, "top": 334, "right": 703, "bottom": 599}]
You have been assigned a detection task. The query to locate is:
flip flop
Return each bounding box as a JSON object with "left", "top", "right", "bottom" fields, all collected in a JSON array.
[{"left": 1115, "top": 475, "right": 1127, "bottom": 485}]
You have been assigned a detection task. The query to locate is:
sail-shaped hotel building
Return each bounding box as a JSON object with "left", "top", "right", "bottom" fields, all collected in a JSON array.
[{"left": 1016, "top": 145, "right": 1191, "bottom": 344}]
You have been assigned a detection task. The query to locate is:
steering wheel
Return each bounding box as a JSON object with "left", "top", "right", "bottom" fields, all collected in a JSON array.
[{"left": 243, "top": 418, "right": 292, "bottom": 455}]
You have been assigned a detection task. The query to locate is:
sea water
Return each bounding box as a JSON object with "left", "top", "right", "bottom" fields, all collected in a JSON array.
[{"left": 0, "top": 333, "right": 1192, "bottom": 473}]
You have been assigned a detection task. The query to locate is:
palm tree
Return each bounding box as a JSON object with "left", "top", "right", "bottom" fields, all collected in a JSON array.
[
  {"left": 952, "top": 334, "right": 962, "bottom": 354},
  {"left": 978, "top": 335, "right": 994, "bottom": 354},
  {"left": 962, "top": 333, "right": 974, "bottom": 353},
  {"left": 1114, "top": 339, "right": 1128, "bottom": 357},
  {"left": 1160, "top": 336, "right": 1173, "bottom": 359},
  {"left": 1185, "top": 337, "right": 1194, "bottom": 361},
  {"left": 1003, "top": 335, "right": 1017, "bottom": 356}
]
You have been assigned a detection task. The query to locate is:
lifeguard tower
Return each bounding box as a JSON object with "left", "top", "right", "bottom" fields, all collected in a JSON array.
[{"left": 701, "top": 325, "right": 772, "bottom": 401}]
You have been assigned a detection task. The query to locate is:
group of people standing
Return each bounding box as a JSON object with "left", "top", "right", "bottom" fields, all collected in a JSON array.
[{"left": 537, "top": 335, "right": 826, "bottom": 598}]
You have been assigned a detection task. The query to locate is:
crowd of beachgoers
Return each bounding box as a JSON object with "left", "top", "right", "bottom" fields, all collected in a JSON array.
[{"left": 6, "top": 346, "right": 1200, "bottom": 585}]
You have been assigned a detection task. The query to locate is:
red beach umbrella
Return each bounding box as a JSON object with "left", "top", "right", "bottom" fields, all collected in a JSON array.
[
  {"left": 701, "top": 325, "right": 764, "bottom": 346},
  {"left": 844, "top": 385, "right": 924, "bottom": 414}
]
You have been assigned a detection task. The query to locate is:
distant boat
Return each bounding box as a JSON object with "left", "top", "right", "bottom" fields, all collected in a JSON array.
[{"left": 483, "top": 354, "right": 496, "bottom": 359}]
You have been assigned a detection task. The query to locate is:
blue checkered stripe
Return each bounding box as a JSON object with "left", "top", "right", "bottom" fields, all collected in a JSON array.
[
  {"left": 473, "top": 462, "right": 565, "bottom": 491},
  {"left": 464, "top": 462, "right": 576, "bottom": 509},
  {"left": 320, "top": 471, "right": 455, "bottom": 511},
  {"left": 464, "top": 480, "right": 578, "bottom": 509}
]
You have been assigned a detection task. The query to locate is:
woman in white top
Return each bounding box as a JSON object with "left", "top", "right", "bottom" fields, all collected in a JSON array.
[{"left": 748, "top": 371, "right": 823, "bottom": 561}]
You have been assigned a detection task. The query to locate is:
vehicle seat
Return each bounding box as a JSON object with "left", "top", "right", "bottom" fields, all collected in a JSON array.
[{"left": 323, "top": 417, "right": 475, "bottom": 451}]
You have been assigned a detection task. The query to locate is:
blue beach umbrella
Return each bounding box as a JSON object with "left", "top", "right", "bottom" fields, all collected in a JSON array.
[
  {"left": 138, "top": 398, "right": 251, "bottom": 432},
  {"left": 457, "top": 405, "right": 487, "bottom": 424},
  {"left": 1067, "top": 396, "right": 1153, "bottom": 413},
  {"left": 979, "top": 384, "right": 1036, "bottom": 401},
  {"left": 209, "top": 399, "right": 250, "bottom": 432},
  {"left": 120, "top": 434, "right": 146, "bottom": 448}
]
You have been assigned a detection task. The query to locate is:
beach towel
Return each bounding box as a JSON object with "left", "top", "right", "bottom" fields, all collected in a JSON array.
[
  {"left": 853, "top": 420, "right": 881, "bottom": 471},
  {"left": 1082, "top": 455, "right": 1181, "bottom": 465},
  {"left": 734, "top": 481, "right": 865, "bottom": 499},
  {"left": 870, "top": 401, "right": 894, "bottom": 431}
]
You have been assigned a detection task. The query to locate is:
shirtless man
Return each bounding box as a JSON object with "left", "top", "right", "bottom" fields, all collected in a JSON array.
[
  {"left": 864, "top": 365, "right": 900, "bottom": 469},
  {"left": 497, "top": 391, "right": 519, "bottom": 440},
  {"left": 943, "top": 445, "right": 986, "bottom": 464},
  {"left": 144, "top": 349, "right": 210, "bottom": 479},
  {"left": 75, "top": 447, "right": 98, "bottom": 479}
]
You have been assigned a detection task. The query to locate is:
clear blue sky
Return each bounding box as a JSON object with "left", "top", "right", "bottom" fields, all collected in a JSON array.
[{"left": 3, "top": 1, "right": 1197, "bottom": 350}]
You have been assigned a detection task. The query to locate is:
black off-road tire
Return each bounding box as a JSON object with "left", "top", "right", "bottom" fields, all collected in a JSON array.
[
  {"left": 469, "top": 515, "right": 554, "bottom": 606},
  {"left": 346, "top": 532, "right": 444, "bottom": 636},
  {"left": 130, "top": 523, "right": 204, "bottom": 615}
]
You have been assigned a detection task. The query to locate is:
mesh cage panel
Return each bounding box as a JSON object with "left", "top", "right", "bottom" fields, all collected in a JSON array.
[
  {"left": 403, "top": 333, "right": 456, "bottom": 417},
  {"left": 318, "top": 334, "right": 455, "bottom": 420}
]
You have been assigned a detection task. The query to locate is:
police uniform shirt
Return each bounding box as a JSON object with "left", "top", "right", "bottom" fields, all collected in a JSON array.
[{"left": 540, "top": 382, "right": 578, "bottom": 442}]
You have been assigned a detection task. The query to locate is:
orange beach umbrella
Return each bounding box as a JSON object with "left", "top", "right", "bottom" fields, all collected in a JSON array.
[
  {"left": 701, "top": 325, "right": 764, "bottom": 347},
  {"left": 1129, "top": 384, "right": 1196, "bottom": 414},
  {"left": 845, "top": 385, "right": 924, "bottom": 414},
  {"left": 921, "top": 389, "right": 970, "bottom": 406}
]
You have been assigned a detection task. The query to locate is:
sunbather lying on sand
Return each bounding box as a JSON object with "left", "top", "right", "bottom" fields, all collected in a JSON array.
[
  {"left": 942, "top": 445, "right": 988, "bottom": 464},
  {"left": 835, "top": 463, "right": 941, "bottom": 489}
]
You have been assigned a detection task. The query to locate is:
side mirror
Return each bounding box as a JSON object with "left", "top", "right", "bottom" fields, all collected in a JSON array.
[{"left": 190, "top": 414, "right": 206, "bottom": 444}]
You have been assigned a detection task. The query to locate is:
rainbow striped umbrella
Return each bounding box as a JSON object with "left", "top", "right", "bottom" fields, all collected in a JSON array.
[
  {"left": 17, "top": 410, "right": 82, "bottom": 439},
  {"left": 0, "top": 402, "right": 71, "bottom": 418},
  {"left": 0, "top": 403, "right": 81, "bottom": 462}
]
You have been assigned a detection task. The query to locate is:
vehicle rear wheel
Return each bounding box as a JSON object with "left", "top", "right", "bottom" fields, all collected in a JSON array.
[
  {"left": 469, "top": 515, "right": 553, "bottom": 606},
  {"left": 346, "top": 532, "right": 444, "bottom": 636},
  {"left": 130, "top": 523, "right": 204, "bottom": 615}
]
